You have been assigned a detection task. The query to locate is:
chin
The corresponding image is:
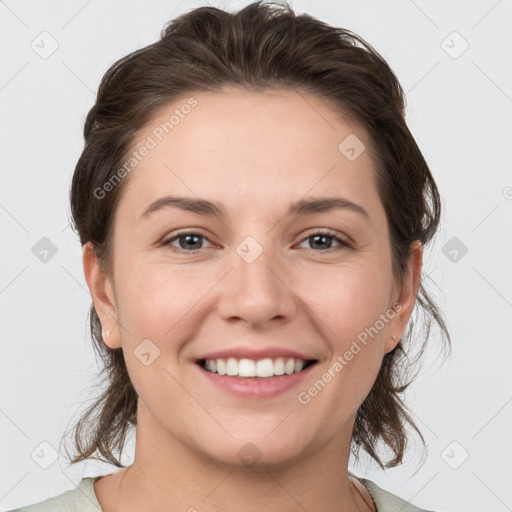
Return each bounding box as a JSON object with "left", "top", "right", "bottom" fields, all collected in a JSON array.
[{"left": 194, "top": 432, "right": 308, "bottom": 470}]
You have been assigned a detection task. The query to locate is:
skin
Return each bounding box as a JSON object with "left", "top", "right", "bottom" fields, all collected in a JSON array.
[{"left": 83, "top": 87, "right": 422, "bottom": 512}]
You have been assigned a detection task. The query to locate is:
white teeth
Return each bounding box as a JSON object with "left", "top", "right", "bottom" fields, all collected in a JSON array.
[
  {"left": 216, "top": 359, "right": 226, "bottom": 375},
  {"left": 256, "top": 359, "right": 273, "bottom": 377},
  {"left": 239, "top": 358, "right": 256, "bottom": 377},
  {"left": 273, "top": 357, "right": 285, "bottom": 375},
  {"left": 203, "top": 357, "right": 309, "bottom": 377},
  {"left": 226, "top": 357, "right": 239, "bottom": 376}
]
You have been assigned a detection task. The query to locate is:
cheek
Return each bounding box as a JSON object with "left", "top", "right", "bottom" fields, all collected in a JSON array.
[
  {"left": 295, "top": 264, "right": 392, "bottom": 418},
  {"left": 115, "top": 260, "right": 215, "bottom": 339},
  {"left": 113, "top": 262, "right": 200, "bottom": 397},
  {"left": 300, "top": 260, "right": 393, "bottom": 342}
]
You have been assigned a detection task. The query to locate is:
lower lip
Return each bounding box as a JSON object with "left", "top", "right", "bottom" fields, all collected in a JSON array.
[{"left": 195, "top": 362, "right": 317, "bottom": 399}]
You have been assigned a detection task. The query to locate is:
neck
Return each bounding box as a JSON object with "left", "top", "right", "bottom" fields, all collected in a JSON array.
[{"left": 98, "top": 402, "right": 372, "bottom": 512}]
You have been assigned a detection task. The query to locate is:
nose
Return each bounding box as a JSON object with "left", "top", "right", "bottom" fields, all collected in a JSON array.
[{"left": 216, "top": 242, "right": 297, "bottom": 327}]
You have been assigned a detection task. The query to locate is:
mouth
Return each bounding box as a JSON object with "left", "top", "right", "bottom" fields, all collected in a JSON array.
[
  {"left": 196, "top": 357, "right": 318, "bottom": 379},
  {"left": 194, "top": 356, "right": 319, "bottom": 398}
]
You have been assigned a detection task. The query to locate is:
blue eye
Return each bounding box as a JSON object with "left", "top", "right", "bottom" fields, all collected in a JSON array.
[
  {"left": 297, "top": 230, "right": 351, "bottom": 252},
  {"left": 164, "top": 233, "right": 212, "bottom": 252},
  {"left": 162, "top": 229, "right": 351, "bottom": 253}
]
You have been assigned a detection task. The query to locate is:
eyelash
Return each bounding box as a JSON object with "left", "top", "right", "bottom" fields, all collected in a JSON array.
[{"left": 162, "top": 229, "right": 352, "bottom": 254}]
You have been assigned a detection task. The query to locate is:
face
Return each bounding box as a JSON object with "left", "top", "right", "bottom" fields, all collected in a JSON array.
[{"left": 85, "top": 87, "right": 420, "bottom": 469}]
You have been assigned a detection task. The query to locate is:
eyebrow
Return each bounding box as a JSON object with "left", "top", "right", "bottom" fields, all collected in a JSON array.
[{"left": 140, "top": 195, "right": 369, "bottom": 220}]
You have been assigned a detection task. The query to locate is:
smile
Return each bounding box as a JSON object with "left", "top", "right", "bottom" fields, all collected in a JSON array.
[
  {"left": 199, "top": 357, "right": 317, "bottom": 377},
  {"left": 195, "top": 357, "right": 318, "bottom": 398}
]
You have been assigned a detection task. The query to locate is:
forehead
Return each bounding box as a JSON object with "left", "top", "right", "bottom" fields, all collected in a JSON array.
[{"left": 117, "top": 87, "right": 383, "bottom": 222}]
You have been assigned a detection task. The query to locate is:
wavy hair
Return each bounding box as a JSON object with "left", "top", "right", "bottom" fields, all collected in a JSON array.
[{"left": 63, "top": 0, "right": 451, "bottom": 470}]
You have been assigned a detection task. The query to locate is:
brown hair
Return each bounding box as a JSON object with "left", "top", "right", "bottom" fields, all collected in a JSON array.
[{"left": 63, "top": 0, "right": 451, "bottom": 470}]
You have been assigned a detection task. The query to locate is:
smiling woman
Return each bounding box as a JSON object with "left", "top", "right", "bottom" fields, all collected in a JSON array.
[{"left": 9, "top": 1, "right": 451, "bottom": 512}]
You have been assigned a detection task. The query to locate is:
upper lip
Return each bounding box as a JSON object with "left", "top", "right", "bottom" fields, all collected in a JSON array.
[{"left": 195, "top": 347, "right": 318, "bottom": 362}]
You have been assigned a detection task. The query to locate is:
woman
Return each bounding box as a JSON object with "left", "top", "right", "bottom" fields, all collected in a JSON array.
[{"left": 10, "top": 1, "right": 450, "bottom": 510}]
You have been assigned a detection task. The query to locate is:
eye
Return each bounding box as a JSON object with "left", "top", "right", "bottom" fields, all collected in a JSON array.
[
  {"left": 163, "top": 232, "right": 214, "bottom": 252},
  {"left": 297, "top": 229, "right": 351, "bottom": 252},
  {"left": 162, "top": 229, "right": 352, "bottom": 253}
]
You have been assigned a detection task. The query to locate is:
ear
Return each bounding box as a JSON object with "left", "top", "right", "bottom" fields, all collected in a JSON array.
[
  {"left": 82, "top": 242, "right": 121, "bottom": 349},
  {"left": 384, "top": 240, "right": 423, "bottom": 354}
]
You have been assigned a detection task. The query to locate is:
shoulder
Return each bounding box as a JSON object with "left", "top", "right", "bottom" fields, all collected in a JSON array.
[
  {"left": 358, "top": 476, "right": 438, "bottom": 512},
  {"left": 5, "top": 477, "right": 103, "bottom": 512}
]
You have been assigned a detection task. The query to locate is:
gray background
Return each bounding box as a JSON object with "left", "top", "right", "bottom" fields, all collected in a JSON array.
[{"left": 1, "top": 0, "right": 511, "bottom": 511}]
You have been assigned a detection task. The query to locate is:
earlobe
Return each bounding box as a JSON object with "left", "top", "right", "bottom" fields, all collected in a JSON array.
[
  {"left": 384, "top": 240, "right": 423, "bottom": 354},
  {"left": 82, "top": 242, "right": 121, "bottom": 349}
]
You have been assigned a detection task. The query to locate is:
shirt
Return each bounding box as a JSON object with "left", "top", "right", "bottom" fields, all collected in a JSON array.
[{"left": 6, "top": 473, "right": 436, "bottom": 511}]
